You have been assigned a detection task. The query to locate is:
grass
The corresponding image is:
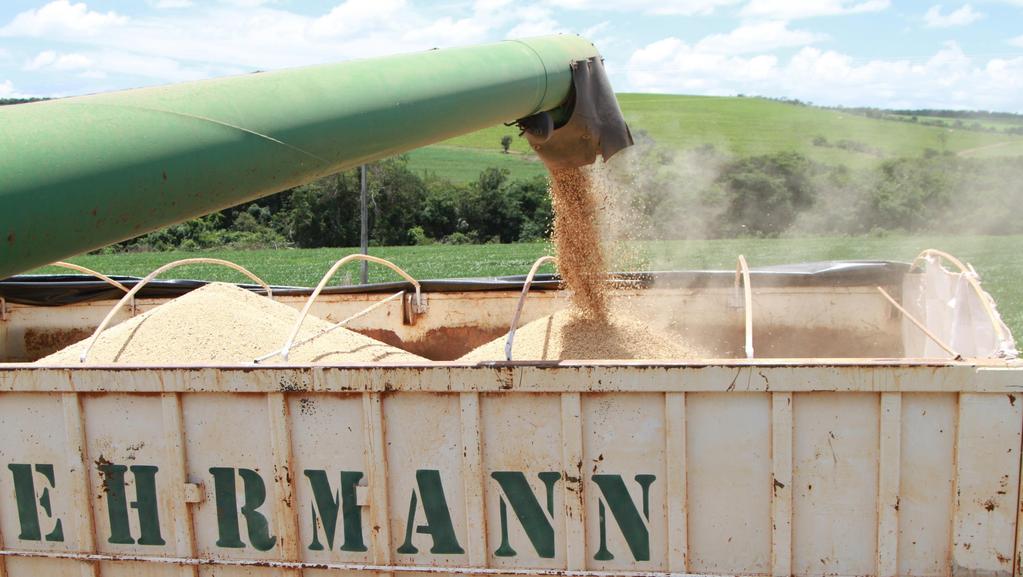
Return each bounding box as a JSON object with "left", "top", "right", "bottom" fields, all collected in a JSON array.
[
  {"left": 416, "top": 94, "right": 1023, "bottom": 181},
  {"left": 404, "top": 146, "right": 546, "bottom": 183},
  {"left": 34, "top": 234, "right": 1023, "bottom": 338}
]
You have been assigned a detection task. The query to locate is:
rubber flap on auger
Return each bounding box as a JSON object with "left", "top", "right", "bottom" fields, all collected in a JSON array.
[{"left": 521, "top": 56, "right": 634, "bottom": 169}]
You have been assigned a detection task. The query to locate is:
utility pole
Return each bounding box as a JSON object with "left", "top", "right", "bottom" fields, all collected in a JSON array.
[{"left": 359, "top": 164, "right": 368, "bottom": 284}]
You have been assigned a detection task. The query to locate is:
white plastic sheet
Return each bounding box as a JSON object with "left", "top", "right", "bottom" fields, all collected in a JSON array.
[{"left": 901, "top": 255, "right": 1017, "bottom": 359}]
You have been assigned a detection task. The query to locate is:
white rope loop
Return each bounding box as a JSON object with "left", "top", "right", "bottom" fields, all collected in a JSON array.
[
  {"left": 52, "top": 260, "right": 137, "bottom": 315},
  {"left": 505, "top": 255, "right": 558, "bottom": 361},
  {"left": 276, "top": 254, "right": 421, "bottom": 362},
  {"left": 78, "top": 258, "right": 273, "bottom": 363},
  {"left": 52, "top": 261, "right": 131, "bottom": 294},
  {"left": 734, "top": 255, "right": 754, "bottom": 360},
  {"left": 253, "top": 290, "right": 406, "bottom": 364}
]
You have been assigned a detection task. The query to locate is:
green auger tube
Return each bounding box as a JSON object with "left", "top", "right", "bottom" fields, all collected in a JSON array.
[{"left": 0, "top": 35, "right": 630, "bottom": 280}]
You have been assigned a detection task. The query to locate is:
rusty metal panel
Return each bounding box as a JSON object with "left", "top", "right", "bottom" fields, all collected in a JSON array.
[
  {"left": 899, "top": 393, "right": 957, "bottom": 577},
  {"left": 0, "top": 394, "right": 78, "bottom": 554},
  {"left": 480, "top": 393, "right": 565, "bottom": 570},
  {"left": 180, "top": 394, "right": 280, "bottom": 562},
  {"left": 287, "top": 393, "right": 371, "bottom": 566},
  {"left": 686, "top": 393, "right": 772, "bottom": 574},
  {"left": 952, "top": 393, "right": 1022, "bottom": 577},
  {"left": 582, "top": 392, "right": 667, "bottom": 572},
  {"left": 0, "top": 366, "right": 1022, "bottom": 576},
  {"left": 793, "top": 392, "right": 880, "bottom": 576},
  {"left": 383, "top": 392, "right": 467, "bottom": 570}
]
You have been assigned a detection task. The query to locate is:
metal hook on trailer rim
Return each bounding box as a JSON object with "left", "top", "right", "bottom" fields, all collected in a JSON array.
[
  {"left": 272, "top": 254, "right": 422, "bottom": 362},
  {"left": 505, "top": 255, "right": 558, "bottom": 361},
  {"left": 78, "top": 258, "right": 273, "bottom": 363},
  {"left": 734, "top": 255, "right": 754, "bottom": 360}
]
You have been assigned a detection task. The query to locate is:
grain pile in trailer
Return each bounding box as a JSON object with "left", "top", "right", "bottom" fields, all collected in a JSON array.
[
  {"left": 460, "top": 306, "right": 706, "bottom": 361},
  {"left": 37, "top": 282, "right": 424, "bottom": 364}
]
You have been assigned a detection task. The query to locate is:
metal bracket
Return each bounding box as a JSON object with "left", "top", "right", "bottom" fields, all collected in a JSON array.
[
  {"left": 402, "top": 292, "right": 427, "bottom": 326},
  {"left": 182, "top": 483, "right": 204, "bottom": 504},
  {"left": 355, "top": 484, "right": 370, "bottom": 507}
]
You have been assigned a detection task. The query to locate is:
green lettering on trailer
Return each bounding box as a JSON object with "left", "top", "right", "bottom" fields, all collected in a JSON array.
[
  {"left": 209, "top": 467, "right": 277, "bottom": 551},
  {"left": 8, "top": 464, "right": 63, "bottom": 542},
  {"left": 491, "top": 471, "right": 560, "bottom": 558},
  {"left": 99, "top": 463, "right": 165, "bottom": 546},
  {"left": 592, "top": 474, "right": 656, "bottom": 562},
  {"left": 397, "top": 469, "right": 465, "bottom": 555},
  {"left": 304, "top": 470, "right": 367, "bottom": 552}
]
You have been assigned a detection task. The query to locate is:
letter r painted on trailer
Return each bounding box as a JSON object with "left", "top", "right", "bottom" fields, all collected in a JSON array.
[{"left": 209, "top": 467, "right": 277, "bottom": 551}]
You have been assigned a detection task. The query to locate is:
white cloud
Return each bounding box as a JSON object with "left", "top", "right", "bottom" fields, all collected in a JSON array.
[
  {"left": 544, "top": 0, "right": 742, "bottom": 15},
  {"left": 151, "top": 0, "right": 194, "bottom": 8},
  {"left": 695, "top": 20, "right": 824, "bottom": 54},
  {"left": 308, "top": 0, "right": 406, "bottom": 38},
  {"left": 0, "top": 0, "right": 549, "bottom": 90},
  {"left": 740, "top": 0, "right": 890, "bottom": 19},
  {"left": 506, "top": 5, "right": 565, "bottom": 37},
  {"left": 1011, "top": 35, "right": 1023, "bottom": 47},
  {"left": 0, "top": 1, "right": 127, "bottom": 37},
  {"left": 24, "top": 50, "right": 92, "bottom": 71},
  {"left": 0, "top": 79, "right": 31, "bottom": 98},
  {"left": 627, "top": 38, "right": 1023, "bottom": 111},
  {"left": 924, "top": 4, "right": 983, "bottom": 28}
]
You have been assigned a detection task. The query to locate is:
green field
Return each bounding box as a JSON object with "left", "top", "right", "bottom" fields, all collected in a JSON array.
[
  {"left": 407, "top": 94, "right": 1023, "bottom": 182},
  {"left": 404, "top": 146, "right": 546, "bottom": 183},
  {"left": 35, "top": 235, "right": 1023, "bottom": 338}
]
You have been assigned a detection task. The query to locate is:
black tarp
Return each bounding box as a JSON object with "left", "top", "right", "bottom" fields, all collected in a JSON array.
[{"left": 0, "top": 261, "right": 910, "bottom": 307}]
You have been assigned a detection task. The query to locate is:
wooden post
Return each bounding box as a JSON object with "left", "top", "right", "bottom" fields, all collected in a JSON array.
[{"left": 360, "top": 164, "right": 369, "bottom": 284}]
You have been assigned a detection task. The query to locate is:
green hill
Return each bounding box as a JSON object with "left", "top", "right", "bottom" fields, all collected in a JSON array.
[{"left": 406, "top": 94, "right": 1023, "bottom": 182}]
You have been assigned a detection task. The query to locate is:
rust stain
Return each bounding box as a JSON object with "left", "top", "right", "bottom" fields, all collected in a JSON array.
[
  {"left": 983, "top": 499, "right": 997, "bottom": 512},
  {"left": 6, "top": 231, "right": 14, "bottom": 245},
  {"left": 24, "top": 327, "right": 93, "bottom": 360},
  {"left": 298, "top": 398, "right": 317, "bottom": 415},
  {"left": 95, "top": 455, "right": 113, "bottom": 494},
  {"left": 356, "top": 325, "right": 507, "bottom": 361}
]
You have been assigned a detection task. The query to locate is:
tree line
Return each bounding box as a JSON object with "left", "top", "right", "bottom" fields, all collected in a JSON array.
[{"left": 106, "top": 141, "right": 1023, "bottom": 254}]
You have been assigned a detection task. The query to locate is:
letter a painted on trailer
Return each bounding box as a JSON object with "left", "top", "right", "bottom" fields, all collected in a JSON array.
[{"left": 397, "top": 469, "right": 465, "bottom": 555}]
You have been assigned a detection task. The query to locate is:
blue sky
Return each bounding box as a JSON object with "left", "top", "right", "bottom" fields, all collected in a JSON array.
[{"left": 0, "top": 0, "right": 1021, "bottom": 111}]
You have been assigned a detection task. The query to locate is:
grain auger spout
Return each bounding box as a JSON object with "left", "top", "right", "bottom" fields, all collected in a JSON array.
[{"left": 0, "top": 35, "right": 632, "bottom": 280}]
